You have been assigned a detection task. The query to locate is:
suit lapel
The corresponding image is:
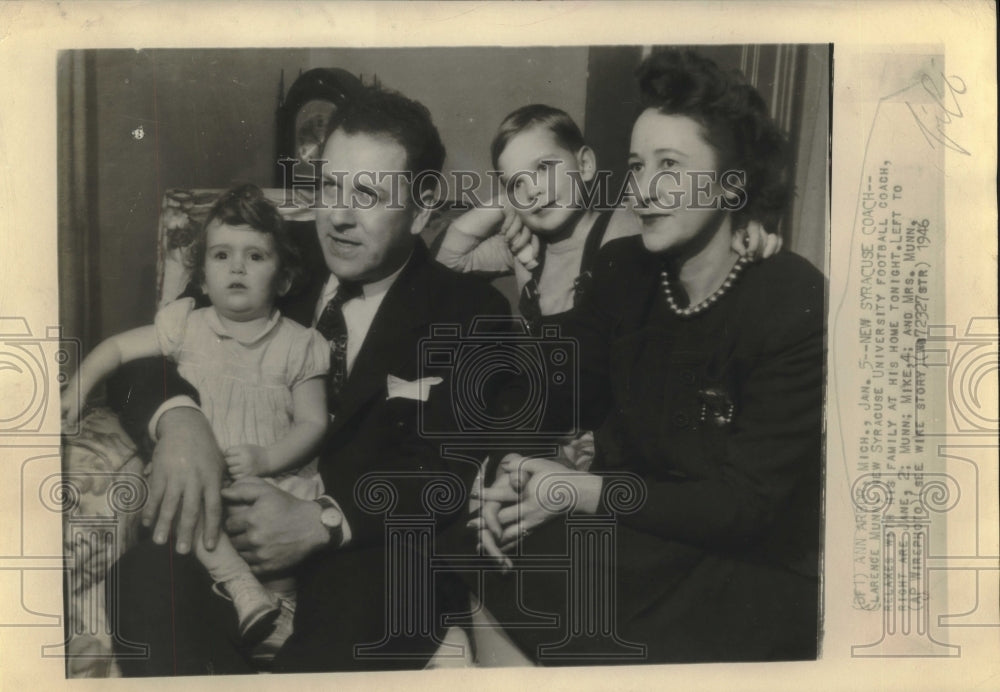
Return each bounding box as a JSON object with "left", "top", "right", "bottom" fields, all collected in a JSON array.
[{"left": 327, "top": 242, "right": 433, "bottom": 437}]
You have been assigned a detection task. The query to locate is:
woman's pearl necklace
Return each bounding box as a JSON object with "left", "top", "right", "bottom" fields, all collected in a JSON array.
[{"left": 660, "top": 256, "right": 750, "bottom": 317}]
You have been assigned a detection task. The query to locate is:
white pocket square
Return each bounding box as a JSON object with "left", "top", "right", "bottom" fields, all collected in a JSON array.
[{"left": 386, "top": 375, "right": 443, "bottom": 402}]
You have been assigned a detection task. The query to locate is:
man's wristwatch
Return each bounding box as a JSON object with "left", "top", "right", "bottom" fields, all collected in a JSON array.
[{"left": 314, "top": 495, "right": 343, "bottom": 546}]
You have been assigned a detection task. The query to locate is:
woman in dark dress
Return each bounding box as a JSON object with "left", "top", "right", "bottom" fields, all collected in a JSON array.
[{"left": 474, "top": 48, "right": 825, "bottom": 664}]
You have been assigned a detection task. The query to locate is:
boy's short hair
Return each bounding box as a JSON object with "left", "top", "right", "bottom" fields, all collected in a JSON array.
[
  {"left": 490, "top": 104, "right": 586, "bottom": 170},
  {"left": 324, "top": 83, "right": 446, "bottom": 198}
]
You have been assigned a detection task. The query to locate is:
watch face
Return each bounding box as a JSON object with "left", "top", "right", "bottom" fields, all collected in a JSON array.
[
  {"left": 295, "top": 99, "right": 337, "bottom": 163},
  {"left": 320, "top": 506, "right": 343, "bottom": 530}
]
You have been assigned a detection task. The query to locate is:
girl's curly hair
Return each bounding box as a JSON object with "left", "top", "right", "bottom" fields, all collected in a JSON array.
[
  {"left": 187, "top": 183, "right": 303, "bottom": 296},
  {"left": 636, "top": 49, "right": 793, "bottom": 230}
]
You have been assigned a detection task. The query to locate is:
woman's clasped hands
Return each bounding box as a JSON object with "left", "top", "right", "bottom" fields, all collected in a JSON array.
[{"left": 468, "top": 453, "right": 604, "bottom": 569}]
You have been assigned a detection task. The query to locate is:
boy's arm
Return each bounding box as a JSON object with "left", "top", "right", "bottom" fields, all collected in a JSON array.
[
  {"left": 435, "top": 206, "right": 515, "bottom": 275},
  {"left": 62, "top": 325, "right": 161, "bottom": 423},
  {"left": 225, "top": 377, "right": 328, "bottom": 479}
]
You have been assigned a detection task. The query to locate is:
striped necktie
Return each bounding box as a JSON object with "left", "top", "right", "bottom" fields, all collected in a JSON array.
[{"left": 315, "top": 281, "right": 363, "bottom": 411}]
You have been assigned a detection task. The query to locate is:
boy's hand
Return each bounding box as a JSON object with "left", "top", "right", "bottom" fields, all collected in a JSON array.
[
  {"left": 558, "top": 431, "right": 596, "bottom": 471},
  {"left": 733, "top": 220, "right": 783, "bottom": 261},
  {"left": 500, "top": 209, "right": 539, "bottom": 270},
  {"left": 225, "top": 444, "right": 270, "bottom": 479}
]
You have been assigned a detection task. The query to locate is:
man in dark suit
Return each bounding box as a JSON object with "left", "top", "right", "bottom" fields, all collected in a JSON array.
[{"left": 110, "top": 84, "right": 509, "bottom": 675}]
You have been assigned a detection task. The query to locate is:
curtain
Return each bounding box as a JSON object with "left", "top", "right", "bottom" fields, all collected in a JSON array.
[
  {"left": 57, "top": 51, "right": 101, "bottom": 355},
  {"left": 739, "top": 44, "right": 829, "bottom": 270}
]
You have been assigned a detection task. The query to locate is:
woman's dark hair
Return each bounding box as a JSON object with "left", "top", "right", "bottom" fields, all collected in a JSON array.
[
  {"left": 323, "top": 83, "right": 446, "bottom": 200},
  {"left": 636, "top": 49, "right": 792, "bottom": 229},
  {"left": 490, "top": 104, "right": 586, "bottom": 170},
  {"left": 188, "top": 183, "right": 303, "bottom": 295}
]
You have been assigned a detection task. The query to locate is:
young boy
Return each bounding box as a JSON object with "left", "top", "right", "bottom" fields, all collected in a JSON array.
[{"left": 436, "top": 104, "right": 780, "bottom": 330}]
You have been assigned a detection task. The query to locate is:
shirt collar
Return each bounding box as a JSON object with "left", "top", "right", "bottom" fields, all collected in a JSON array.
[
  {"left": 204, "top": 306, "right": 283, "bottom": 345},
  {"left": 545, "top": 209, "right": 598, "bottom": 255},
  {"left": 319, "top": 251, "right": 412, "bottom": 305}
]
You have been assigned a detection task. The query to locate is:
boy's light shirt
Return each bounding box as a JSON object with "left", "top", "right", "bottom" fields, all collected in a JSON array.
[
  {"left": 533, "top": 222, "right": 590, "bottom": 316},
  {"left": 437, "top": 212, "right": 597, "bottom": 317},
  {"left": 436, "top": 233, "right": 516, "bottom": 275}
]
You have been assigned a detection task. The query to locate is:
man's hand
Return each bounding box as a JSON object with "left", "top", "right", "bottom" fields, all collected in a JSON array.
[
  {"left": 222, "top": 478, "right": 329, "bottom": 575},
  {"left": 224, "top": 444, "right": 270, "bottom": 480},
  {"left": 143, "top": 407, "right": 225, "bottom": 554}
]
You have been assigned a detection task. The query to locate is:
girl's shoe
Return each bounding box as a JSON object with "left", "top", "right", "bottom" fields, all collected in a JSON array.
[{"left": 212, "top": 575, "right": 281, "bottom": 642}]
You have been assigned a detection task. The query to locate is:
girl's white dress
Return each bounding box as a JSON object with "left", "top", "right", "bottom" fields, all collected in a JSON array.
[{"left": 155, "top": 297, "right": 329, "bottom": 498}]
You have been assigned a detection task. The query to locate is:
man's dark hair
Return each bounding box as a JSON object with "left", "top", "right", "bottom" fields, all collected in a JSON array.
[
  {"left": 324, "top": 83, "right": 446, "bottom": 199},
  {"left": 636, "top": 48, "right": 793, "bottom": 230}
]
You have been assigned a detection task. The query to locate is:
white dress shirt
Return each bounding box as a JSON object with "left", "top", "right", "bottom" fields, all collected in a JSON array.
[{"left": 312, "top": 261, "right": 406, "bottom": 375}]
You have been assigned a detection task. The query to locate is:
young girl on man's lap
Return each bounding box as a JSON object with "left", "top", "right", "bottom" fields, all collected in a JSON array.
[{"left": 63, "top": 184, "right": 329, "bottom": 642}]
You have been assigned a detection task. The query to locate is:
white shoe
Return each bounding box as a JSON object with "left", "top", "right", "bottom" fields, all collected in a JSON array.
[
  {"left": 252, "top": 595, "right": 296, "bottom": 664},
  {"left": 213, "top": 575, "right": 280, "bottom": 642}
]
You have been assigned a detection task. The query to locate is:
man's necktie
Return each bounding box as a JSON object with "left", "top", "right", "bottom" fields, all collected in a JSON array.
[{"left": 315, "top": 281, "right": 363, "bottom": 412}]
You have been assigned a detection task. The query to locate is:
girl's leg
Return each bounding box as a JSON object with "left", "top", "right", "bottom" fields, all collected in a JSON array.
[
  {"left": 258, "top": 471, "right": 323, "bottom": 598},
  {"left": 194, "top": 528, "right": 249, "bottom": 584},
  {"left": 195, "top": 528, "right": 280, "bottom": 641}
]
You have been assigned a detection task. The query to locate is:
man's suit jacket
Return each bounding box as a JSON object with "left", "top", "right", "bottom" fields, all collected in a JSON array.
[{"left": 281, "top": 239, "right": 511, "bottom": 546}]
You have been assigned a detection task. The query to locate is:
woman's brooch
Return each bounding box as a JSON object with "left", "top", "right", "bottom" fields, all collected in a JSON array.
[{"left": 697, "top": 387, "right": 735, "bottom": 427}]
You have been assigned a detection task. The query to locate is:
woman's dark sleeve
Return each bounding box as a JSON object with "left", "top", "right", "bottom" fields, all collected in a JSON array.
[{"left": 598, "top": 270, "right": 824, "bottom": 552}]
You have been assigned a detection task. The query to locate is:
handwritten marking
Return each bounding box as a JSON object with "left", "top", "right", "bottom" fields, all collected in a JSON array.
[{"left": 905, "top": 72, "right": 969, "bottom": 155}]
